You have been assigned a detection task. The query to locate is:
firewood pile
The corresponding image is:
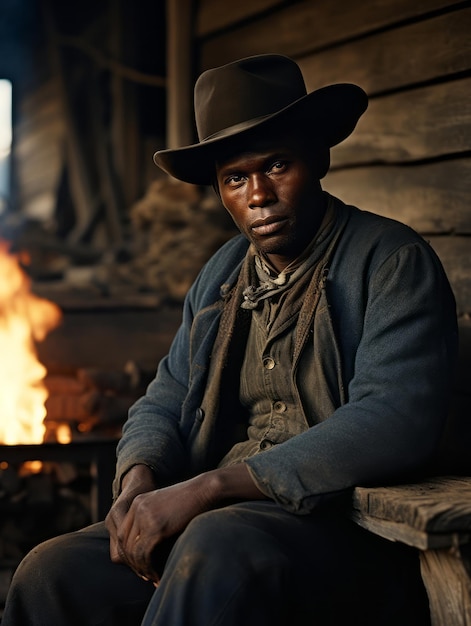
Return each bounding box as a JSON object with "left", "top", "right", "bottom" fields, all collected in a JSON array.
[
  {"left": 44, "top": 360, "right": 155, "bottom": 440},
  {"left": 102, "top": 177, "right": 238, "bottom": 301}
]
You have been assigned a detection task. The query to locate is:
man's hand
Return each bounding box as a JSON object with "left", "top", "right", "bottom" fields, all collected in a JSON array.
[
  {"left": 106, "top": 463, "right": 267, "bottom": 584},
  {"left": 112, "top": 474, "right": 217, "bottom": 583},
  {"left": 105, "top": 464, "right": 157, "bottom": 571}
]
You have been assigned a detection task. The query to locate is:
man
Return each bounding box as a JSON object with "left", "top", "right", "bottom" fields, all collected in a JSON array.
[{"left": 3, "top": 54, "right": 457, "bottom": 626}]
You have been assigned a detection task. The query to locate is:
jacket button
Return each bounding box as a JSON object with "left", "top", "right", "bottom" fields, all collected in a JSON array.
[{"left": 195, "top": 408, "right": 205, "bottom": 422}]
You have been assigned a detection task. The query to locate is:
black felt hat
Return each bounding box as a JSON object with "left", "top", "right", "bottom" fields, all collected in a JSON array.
[{"left": 154, "top": 54, "right": 368, "bottom": 185}]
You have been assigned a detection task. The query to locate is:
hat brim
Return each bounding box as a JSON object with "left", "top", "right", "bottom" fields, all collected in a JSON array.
[{"left": 154, "top": 83, "right": 367, "bottom": 186}]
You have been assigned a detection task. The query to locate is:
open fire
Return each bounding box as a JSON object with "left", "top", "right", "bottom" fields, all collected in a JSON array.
[
  {"left": 0, "top": 242, "right": 124, "bottom": 615},
  {"left": 0, "top": 240, "right": 64, "bottom": 446}
]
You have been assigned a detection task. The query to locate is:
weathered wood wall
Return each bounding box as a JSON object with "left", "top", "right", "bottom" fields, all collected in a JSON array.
[
  {"left": 13, "top": 78, "right": 65, "bottom": 222},
  {"left": 195, "top": 0, "right": 471, "bottom": 469}
]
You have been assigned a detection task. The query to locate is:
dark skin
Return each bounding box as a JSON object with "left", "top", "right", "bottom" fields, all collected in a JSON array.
[
  {"left": 105, "top": 135, "right": 327, "bottom": 584},
  {"left": 216, "top": 135, "right": 327, "bottom": 272}
]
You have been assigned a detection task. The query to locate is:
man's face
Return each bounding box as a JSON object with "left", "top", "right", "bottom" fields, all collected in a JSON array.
[{"left": 216, "top": 136, "right": 326, "bottom": 272}]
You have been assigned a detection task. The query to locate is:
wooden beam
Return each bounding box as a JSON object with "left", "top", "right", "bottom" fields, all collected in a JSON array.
[
  {"left": 166, "top": 0, "right": 195, "bottom": 149},
  {"left": 42, "top": 0, "right": 100, "bottom": 243},
  {"left": 109, "top": 0, "right": 141, "bottom": 207}
]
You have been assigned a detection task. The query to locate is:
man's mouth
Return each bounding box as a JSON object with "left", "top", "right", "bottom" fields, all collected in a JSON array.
[{"left": 251, "top": 216, "right": 289, "bottom": 236}]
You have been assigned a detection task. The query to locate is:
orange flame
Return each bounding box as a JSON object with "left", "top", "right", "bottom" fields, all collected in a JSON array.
[{"left": 0, "top": 240, "right": 62, "bottom": 445}]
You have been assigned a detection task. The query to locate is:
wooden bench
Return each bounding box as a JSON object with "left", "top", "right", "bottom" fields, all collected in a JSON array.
[{"left": 351, "top": 476, "right": 471, "bottom": 626}]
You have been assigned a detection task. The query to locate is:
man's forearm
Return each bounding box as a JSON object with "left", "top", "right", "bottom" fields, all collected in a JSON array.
[
  {"left": 200, "top": 462, "right": 269, "bottom": 505},
  {"left": 121, "top": 463, "right": 158, "bottom": 494}
]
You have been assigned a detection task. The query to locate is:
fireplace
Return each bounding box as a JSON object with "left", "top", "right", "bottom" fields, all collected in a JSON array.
[{"left": 0, "top": 243, "right": 181, "bottom": 617}]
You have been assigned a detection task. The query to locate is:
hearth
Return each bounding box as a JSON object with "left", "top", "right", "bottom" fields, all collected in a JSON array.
[{"left": 0, "top": 437, "right": 118, "bottom": 617}]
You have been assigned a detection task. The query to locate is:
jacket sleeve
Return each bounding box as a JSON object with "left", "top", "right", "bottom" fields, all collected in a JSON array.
[
  {"left": 112, "top": 296, "right": 193, "bottom": 496},
  {"left": 245, "top": 239, "right": 458, "bottom": 514},
  {"left": 112, "top": 235, "right": 248, "bottom": 497}
]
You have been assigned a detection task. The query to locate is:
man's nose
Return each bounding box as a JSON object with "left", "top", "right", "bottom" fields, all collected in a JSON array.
[{"left": 247, "top": 174, "right": 276, "bottom": 209}]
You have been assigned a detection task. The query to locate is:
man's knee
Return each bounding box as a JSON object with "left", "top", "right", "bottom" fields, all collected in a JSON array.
[
  {"left": 172, "top": 503, "right": 291, "bottom": 577},
  {"left": 10, "top": 523, "right": 109, "bottom": 594},
  {"left": 11, "top": 533, "right": 73, "bottom": 589},
  {"left": 180, "top": 505, "right": 259, "bottom": 554}
]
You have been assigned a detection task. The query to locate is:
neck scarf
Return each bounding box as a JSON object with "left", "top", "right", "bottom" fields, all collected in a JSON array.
[{"left": 241, "top": 196, "right": 336, "bottom": 310}]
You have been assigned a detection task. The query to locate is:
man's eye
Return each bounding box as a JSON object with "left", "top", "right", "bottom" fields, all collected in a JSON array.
[
  {"left": 269, "top": 161, "right": 286, "bottom": 173},
  {"left": 225, "top": 174, "right": 244, "bottom": 185}
]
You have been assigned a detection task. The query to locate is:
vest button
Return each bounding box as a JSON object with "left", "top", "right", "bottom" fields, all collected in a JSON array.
[
  {"left": 273, "top": 401, "right": 287, "bottom": 413},
  {"left": 263, "top": 356, "right": 276, "bottom": 370},
  {"left": 195, "top": 407, "right": 205, "bottom": 422}
]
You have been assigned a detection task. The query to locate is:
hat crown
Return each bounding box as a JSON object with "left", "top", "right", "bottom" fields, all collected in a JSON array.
[
  {"left": 153, "top": 54, "right": 368, "bottom": 185},
  {"left": 194, "top": 55, "right": 307, "bottom": 142}
]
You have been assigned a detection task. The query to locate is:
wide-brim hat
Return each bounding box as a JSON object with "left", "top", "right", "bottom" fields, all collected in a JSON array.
[{"left": 154, "top": 54, "right": 368, "bottom": 186}]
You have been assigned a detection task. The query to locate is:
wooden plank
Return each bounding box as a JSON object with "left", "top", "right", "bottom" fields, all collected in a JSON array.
[
  {"left": 324, "top": 159, "right": 471, "bottom": 235},
  {"left": 331, "top": 78, "right": 471, "bottom": 167},
  {"left": 353, "top": 477, "right": 471, "bottom": 533},
  {"left": 299, "top": 10, "right": 471, "bottom": 95},
  {"left": 196, "top": 0, "right": 285, "bottom": 37},
  {"left": 350, "top": 510, "right": 468, "bottom": 550},
  {"left": 429, "top": 236, "right": 471, "bottom": 316},
  {"left": 199, "top": 0, "right": 459, "bottom": 68}
]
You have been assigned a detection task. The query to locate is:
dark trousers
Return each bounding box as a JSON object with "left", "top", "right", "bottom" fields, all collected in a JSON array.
[{"left": 2, "top": 501, "right": 430, "bottom": 626}]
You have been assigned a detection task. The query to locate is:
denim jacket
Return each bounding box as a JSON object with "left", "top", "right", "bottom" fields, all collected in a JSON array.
[{"left": 114, "top": 196, "right": 458, "bottom": 514}]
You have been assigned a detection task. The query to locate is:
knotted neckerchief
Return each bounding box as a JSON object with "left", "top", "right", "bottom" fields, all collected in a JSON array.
[{"left": 241, "top": 196, "right": 337, "bottom": 311}]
